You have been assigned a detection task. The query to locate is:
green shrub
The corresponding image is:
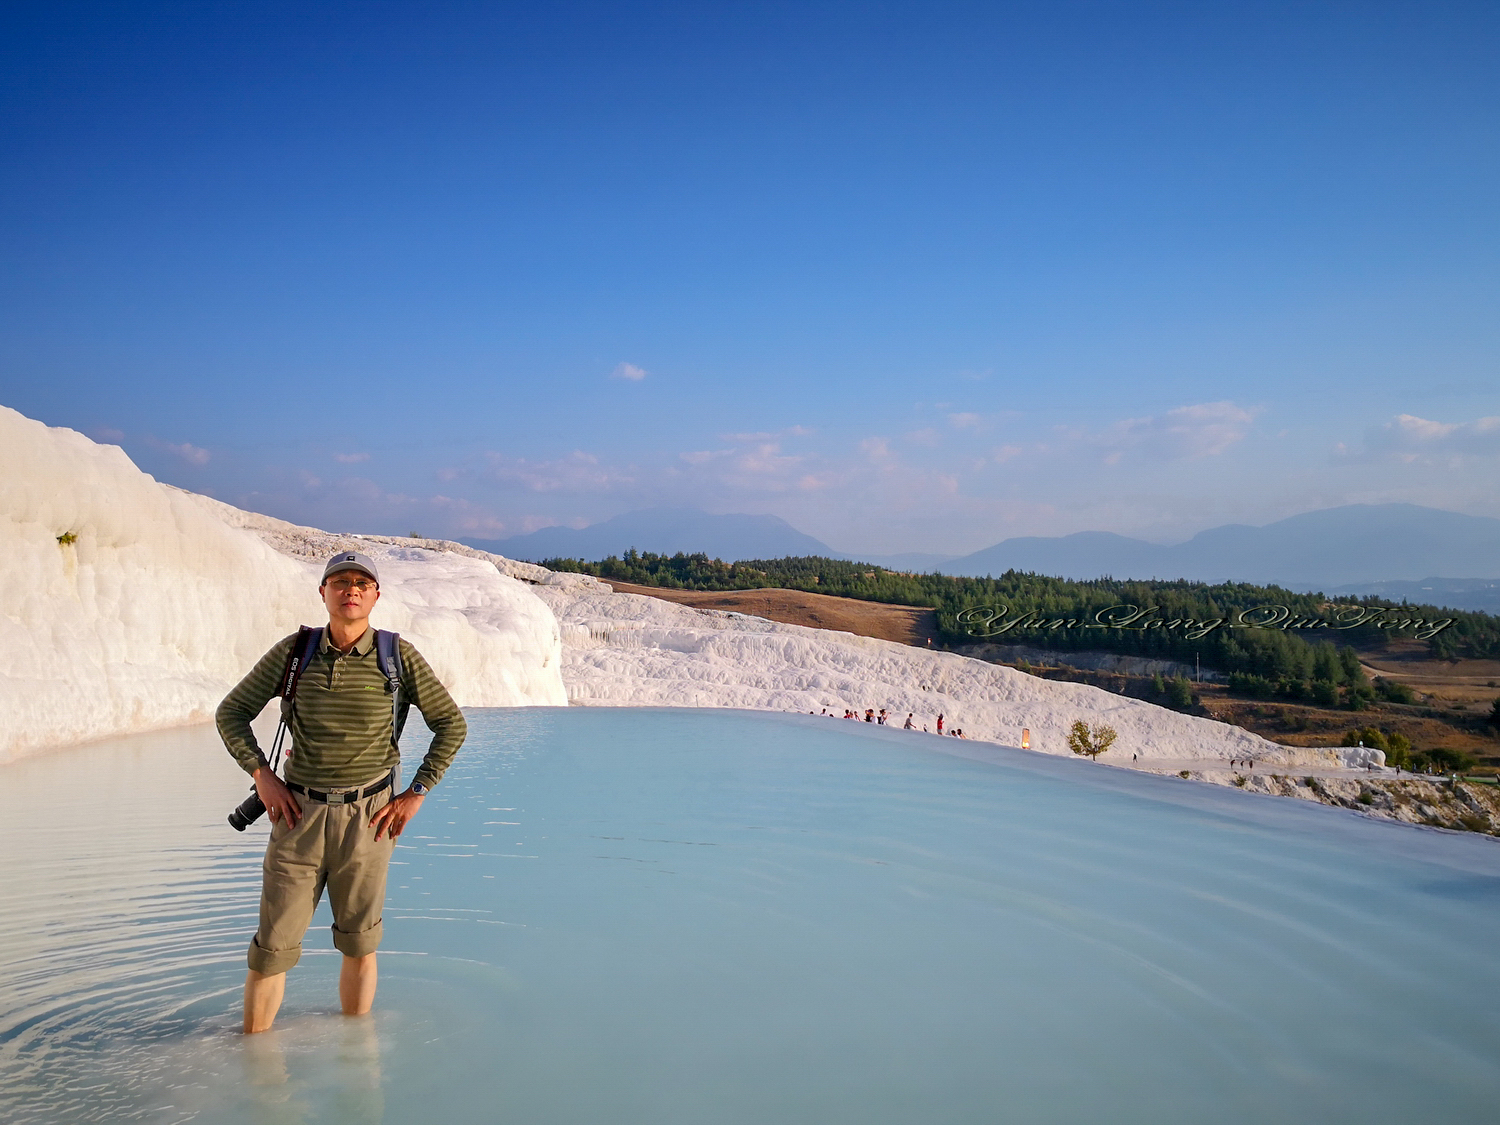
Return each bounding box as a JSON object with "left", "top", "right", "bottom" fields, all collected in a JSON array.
[
  {"left": 1376, "top": 678, "right": 1417, "bottom": 705},
  {"left": 56, "top": 531, "right": 77, "bottom": 546},
  {"left": 1229, "top": 672, "right": 1276, "bottom": 699},
  {"left": 1422, "top": 747, "right": 1479, "bottom": 773}
]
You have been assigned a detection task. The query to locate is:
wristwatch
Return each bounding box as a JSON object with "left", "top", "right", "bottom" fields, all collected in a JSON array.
[{"left": 410, "top": 781, "right": 429, "bottom": 797}]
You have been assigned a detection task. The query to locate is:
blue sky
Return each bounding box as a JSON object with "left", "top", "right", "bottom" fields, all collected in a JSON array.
[{"left": 3, "top": 1, "right": 1497, "bottom": 555}]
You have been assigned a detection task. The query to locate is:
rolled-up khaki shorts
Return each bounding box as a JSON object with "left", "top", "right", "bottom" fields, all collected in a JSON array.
[{"left": 247, "top": 775, "right": 397, "bottom": 975}]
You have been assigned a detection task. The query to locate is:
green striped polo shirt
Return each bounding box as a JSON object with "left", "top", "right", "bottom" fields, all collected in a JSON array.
[{"left": 216, "top": 626, "right": 467, "bottom": 791}]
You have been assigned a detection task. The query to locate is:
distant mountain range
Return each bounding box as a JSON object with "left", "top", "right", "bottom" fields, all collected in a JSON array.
[
  {"left": 465, "top": 507, "right": 834, "bottom": 565},
  {"left": 465, "top": 503, "right": 1500, "bottom": 612},
  {"left": 940, "top": 504, "right": 1500, "bottom": 592}
]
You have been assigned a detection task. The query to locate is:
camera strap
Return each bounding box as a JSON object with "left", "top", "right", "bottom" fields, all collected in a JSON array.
[
  {"left": 276, "top": 626, "right": 324, "bottom": 725},
  {"left": 266, "top": 626, "right": 324, "bottom": 774}
]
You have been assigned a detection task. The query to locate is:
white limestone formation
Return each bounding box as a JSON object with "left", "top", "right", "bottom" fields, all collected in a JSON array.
[
  {"left": 0, "top": 407, "right": 565, "bottom": 763},
  {"left": 1, "top": 403, "right": 1378, "bottom": 772},
  {"left": 532, "top": 582, "right": 1361, "bottom": 768}
]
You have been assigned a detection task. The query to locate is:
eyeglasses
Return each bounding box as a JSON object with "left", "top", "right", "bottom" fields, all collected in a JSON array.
[{"left": 327, "top": 578, "right": 377, "bottom": 594}]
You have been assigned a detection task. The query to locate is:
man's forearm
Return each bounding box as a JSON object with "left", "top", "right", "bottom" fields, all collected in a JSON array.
[
  {"left": 411, "top": 712, "right": 467, "bottom": 790},
  {"left": 400, "top": 642, "right": 467, "bottom": 790},
  {"left": 218, "top": 700, "right": 270, "bottom": 776}
]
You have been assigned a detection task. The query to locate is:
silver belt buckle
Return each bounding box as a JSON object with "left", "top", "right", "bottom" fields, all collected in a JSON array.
[{"left": 330, "top": 773, "right": 387, "bottom": 802}]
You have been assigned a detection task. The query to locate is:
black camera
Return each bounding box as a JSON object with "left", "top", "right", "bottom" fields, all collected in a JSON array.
[{"left": 228, "top": 787, "right": 267, "bottom": 832}]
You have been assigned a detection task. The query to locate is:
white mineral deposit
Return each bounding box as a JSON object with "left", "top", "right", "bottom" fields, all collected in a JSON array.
[{"left": 2, "top": 406, "right": 1377, "bottom": 773}]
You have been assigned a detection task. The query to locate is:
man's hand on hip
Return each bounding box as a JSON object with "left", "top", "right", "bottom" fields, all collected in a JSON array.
[
  {"left": 372, "top": 790, "right": 425, "bottom": 841},
  {"left": 253, "top": 767, "right": 301, "bottom": 828}
]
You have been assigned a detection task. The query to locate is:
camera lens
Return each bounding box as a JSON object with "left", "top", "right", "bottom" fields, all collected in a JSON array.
[{"left": 228, "top": 789, "right": 266, "bottom": 832}]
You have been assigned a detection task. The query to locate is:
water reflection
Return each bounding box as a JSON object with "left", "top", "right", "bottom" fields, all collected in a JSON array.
[{"left": 238, "top": 1014, "right": 385, "bottom": 1124}]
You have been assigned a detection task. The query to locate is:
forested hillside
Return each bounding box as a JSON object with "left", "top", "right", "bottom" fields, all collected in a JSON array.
[{"left": 545, "top": 552, "right": 1500, "bottom": 704}]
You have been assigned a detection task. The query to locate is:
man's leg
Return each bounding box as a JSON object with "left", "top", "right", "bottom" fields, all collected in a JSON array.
[
  {"left": 245, "top": 802, "right": 327, "bottom": 1033},
  {"left": 340, "top": 952, "right": 378, "bottom": 1015},
  {"left": 244, "top": 969, "right": 287, "bottom": 1034},
  {"left": 326, "top": 784, "right": 397, "bottom": 1015}
]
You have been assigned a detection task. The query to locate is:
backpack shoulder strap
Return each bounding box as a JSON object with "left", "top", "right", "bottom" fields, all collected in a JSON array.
[
  {"left": 277, "top": 626, "right": 324, "bottom": 723},
  {"left": 375, "top": 630, "right": 409, "bottom": 745}
]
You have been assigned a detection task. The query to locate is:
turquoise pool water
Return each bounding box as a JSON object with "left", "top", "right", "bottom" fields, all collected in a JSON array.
[{"left": 2, "top": 707, "right": 1499, "bottom": 1123}]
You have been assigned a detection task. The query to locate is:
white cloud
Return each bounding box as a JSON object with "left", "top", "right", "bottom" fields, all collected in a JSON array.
[
  {"left": 334, "top": 452, "right": 370, "bottom": 464},
  {"left": 611, "top": 362, "right": 648, "bottom": 381},
  {"left": 149, "top": 438, "right": 210, "bottom": 466},
  {"left": 1095, "top": 401, "right": 1259, "bottom": 462},
  {"left": 1348, "top": 413, "right": 1500, "bottom": 464},
  {"left": 484, "top": 450, "right": 634, "bottom": 493},
  {"left": 947, "top": 412, "right": 982, "bottom": 430},
  {"left": 426, "top": 495, "right": 508, "bottom": 536},
  {"left": 967, "top": 402, "right": 1257, "bottom": 469},
  {"left": 720, "top": 425, "right": 815, "bottom": 442},
  {"left": 735, "top": 442, "right": 801, "bottom": 477}
]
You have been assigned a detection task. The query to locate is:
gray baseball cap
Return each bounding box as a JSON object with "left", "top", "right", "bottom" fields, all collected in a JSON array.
[{"left": 322, "top": 550, "right": 380, "bottom": 585}]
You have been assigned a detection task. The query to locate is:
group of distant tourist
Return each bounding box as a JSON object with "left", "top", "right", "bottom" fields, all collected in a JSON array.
[{"left": 813, "top": 707, "right": 967, "bottom": 738}]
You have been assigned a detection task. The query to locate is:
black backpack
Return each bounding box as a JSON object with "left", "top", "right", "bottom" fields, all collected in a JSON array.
[{"left": 274, "top": 625, "right": 409, "bottom": 748}]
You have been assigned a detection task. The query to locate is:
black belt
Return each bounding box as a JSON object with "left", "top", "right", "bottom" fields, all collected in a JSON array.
[{"left": 288, "top": 771, "right": 394, "bottom": 805}]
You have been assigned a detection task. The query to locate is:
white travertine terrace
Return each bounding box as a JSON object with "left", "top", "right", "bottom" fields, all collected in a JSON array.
[
  {"left": 1, "top": 404, "right": 1378, "bottom": 770},
  {"left": 0, "top": 406, "right": 565, "bottom": 762}
]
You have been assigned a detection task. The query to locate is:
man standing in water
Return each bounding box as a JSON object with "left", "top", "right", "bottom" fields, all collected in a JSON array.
[{"left": 217, "top": 550, "right": 467, "bottom": 1033}]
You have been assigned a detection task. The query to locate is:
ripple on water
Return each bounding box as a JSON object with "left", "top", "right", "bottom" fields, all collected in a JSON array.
[{"left": 3, "top": 708, "right": 1500, "bottom": 1124}]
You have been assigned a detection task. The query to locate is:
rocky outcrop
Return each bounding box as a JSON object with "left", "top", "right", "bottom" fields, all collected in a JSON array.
[{"left": 1178, "top": 769, "right": 1500, "bottom": 835}]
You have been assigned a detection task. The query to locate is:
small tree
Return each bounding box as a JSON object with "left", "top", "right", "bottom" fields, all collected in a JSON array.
[
  {"left": 1385, "top": 732, "right": 1412, "bottom": 770},
  {"left": 1311, "top": 679, "right": 1340, "bottom": 708},
  {"left": 1167, "top": 674, "right": 1193, "bottom": 710},
  {"left": 1068, "top": 720, "right": 1118, "bottom": 760},
  {"left": 1341, "top": 726, "right": 1389, "bottom": 752},
  {"left": 1338, "top": 646, "right": 1368, "bottom": 688},
  {"left": 1489, "top": 697, "right": 1500, "bottom": 730}
]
